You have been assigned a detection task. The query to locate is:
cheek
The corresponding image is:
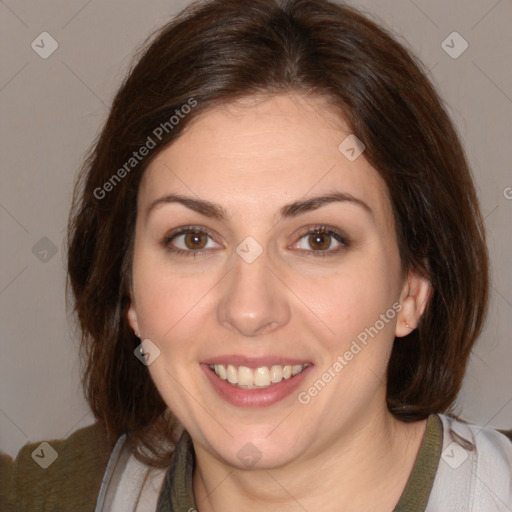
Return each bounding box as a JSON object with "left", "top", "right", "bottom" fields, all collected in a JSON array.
[
  {"left": 300, "top": 254, "right": 401, "bottom": 346},
  {"left": 297, "top": 263, "right": 401, "bottom": 413},
  {"left": 131, "top": 244, "right": 208, "bottom": 339}
]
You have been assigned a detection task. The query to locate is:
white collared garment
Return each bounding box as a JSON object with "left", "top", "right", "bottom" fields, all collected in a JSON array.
[
  {"left": 426, "top": 414, "right": 512, "bottom": 511},
  {"left": 94, "top": 434, "right": 167, "bottom": 512}
]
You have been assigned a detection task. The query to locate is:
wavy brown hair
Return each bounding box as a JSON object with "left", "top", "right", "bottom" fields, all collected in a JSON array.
[{"left": 67, "top": 0, "right": 489, "bottom": 467}]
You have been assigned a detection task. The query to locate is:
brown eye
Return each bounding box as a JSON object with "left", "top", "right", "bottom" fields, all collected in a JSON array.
[
  {"left": 307, "top": 231, "right": 332, "bottom": 250},
  {"left": 162, "top": 226, "right": 221, "bottom": 256},
  {"left": 183, "top": 230, "right": 208, "bottom": 250},
  {"left": 293, "top": 226, "right": 349, "bottom": 256}
]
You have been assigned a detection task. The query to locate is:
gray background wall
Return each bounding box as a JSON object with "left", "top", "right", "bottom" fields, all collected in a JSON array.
[{"left": 1, "top": 0, "right": 511, "bottom": 458}]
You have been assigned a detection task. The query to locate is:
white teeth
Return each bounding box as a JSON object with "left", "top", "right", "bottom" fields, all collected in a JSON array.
[
  {"left": 270, "top": 365, "right": 283, "bottom": 383},
  {"left": 209, "top": 363, "right": 309, "bottom": 388},
  {"left": 291, "top": 364, "right": 303, "bottom": 376},
  {"left": 217, "top": 364, "right": 227, "bottom": 380},
  {"left": 253, "top": 366, "right": 270, "bottom": 387},
  {"left": 227, "top": 364, "right": 238, "bottom": 384},
  {"left": 238, "top": 366, "right": 253, "bottom": 386}
]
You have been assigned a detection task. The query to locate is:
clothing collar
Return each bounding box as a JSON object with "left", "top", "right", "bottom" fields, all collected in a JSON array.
[
  {"left": 156, "top": 414, "right": 442, "bottom": 511},
  {"left": 156, "top": 429, "right": 195, "bottom": 511}
]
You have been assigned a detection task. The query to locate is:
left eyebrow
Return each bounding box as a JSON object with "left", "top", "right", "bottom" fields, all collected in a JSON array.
[
  {"left": 276, "top": 191, "right": 373, "bottom": 222},
  {"left": 145, "top": 191, "right": 373, "bottom": 222}
]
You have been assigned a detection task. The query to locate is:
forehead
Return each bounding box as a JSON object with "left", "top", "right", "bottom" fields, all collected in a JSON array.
[{"left": 139, "top": 93, "right": 392, "bottom": 225}]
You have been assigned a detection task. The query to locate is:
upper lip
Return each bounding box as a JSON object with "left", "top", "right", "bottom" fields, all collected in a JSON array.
[{"left": 202, "top": 355, "right": 313, "bottom": 368}]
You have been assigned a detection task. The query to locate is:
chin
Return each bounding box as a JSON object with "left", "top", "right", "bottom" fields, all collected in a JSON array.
[{"left": 203, "top": 426, "right": 309, "bottom": 470}]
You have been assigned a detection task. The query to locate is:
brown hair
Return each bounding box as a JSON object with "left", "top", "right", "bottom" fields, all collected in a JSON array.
[{"left": 67, "top": 0, "right": 489, "bottom": 467}]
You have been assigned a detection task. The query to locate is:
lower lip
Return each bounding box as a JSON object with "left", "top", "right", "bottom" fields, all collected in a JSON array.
[{"left": 201, "top": 364, "right": 313, "bottom": 407}]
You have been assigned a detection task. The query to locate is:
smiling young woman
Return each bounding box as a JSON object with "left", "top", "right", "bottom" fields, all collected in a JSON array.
[{"left": 2, "top": 0, "right": 511, "bottom": 511}]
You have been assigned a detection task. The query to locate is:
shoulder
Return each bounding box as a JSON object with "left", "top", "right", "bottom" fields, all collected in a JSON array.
[
  {"left": 426, "top": 413, "right": 512, "bottom": 511},
  {"left": 438, "top": 413, "right": 512, "bottom": 464},
  {"left": 0, "top": 422, "right": 115, "bottom": 512}
]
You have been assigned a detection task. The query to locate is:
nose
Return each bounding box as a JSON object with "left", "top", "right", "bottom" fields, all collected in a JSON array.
[{"left": 217, "top": 249, "right": 291, "bottom": 337}]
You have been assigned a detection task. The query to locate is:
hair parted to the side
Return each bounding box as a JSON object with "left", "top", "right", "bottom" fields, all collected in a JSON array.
[{"left": 67, "top": 0, "right": 489, "bottom": 468}]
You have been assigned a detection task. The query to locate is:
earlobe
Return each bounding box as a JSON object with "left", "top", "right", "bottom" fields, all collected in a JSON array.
[
  {"left": 395, "top": 269, "right": 432, "bottom": 338},
  {"left": 127, "top": 303, "right": 140, "bottom": 338}
]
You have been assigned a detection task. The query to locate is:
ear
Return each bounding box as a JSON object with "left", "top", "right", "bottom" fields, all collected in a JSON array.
[
  {"left": 127, "top": 302, "right": 141, "bottom": 338},
  {"left": 395, "top": 269, "right": 432, "bottom": 338}
]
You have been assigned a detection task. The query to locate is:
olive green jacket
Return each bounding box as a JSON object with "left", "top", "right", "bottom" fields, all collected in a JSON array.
[{"left": 0, "top": 423, "right": 113, "bottom": 512}]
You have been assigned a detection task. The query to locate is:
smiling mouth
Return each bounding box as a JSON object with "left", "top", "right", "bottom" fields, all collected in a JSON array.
[{"left": 208, "top": 363, "right": 310, "bottom": 389}]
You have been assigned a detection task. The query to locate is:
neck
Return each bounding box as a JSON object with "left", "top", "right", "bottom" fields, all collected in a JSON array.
[{"left": 192, "top": 406, "right": 427, "bottom": 512}]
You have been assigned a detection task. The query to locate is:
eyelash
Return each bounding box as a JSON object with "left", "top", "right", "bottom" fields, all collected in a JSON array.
[{"left": 161, "top": 224, "right": 350, "bottom": 258}]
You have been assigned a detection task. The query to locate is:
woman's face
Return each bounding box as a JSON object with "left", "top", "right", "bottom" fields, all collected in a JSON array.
[{"left": 128, "top": 93, "right": 429, "bottom": 469}]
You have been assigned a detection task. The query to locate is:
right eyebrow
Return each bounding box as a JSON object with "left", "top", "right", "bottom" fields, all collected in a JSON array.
[{"left": 146, "top": 194, "right": 229, "bottom": 221}]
